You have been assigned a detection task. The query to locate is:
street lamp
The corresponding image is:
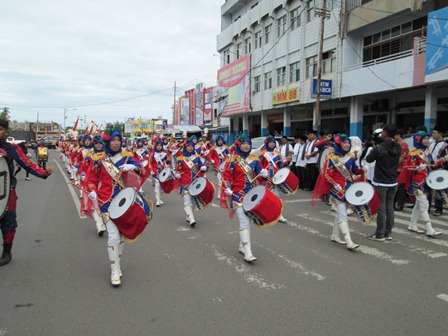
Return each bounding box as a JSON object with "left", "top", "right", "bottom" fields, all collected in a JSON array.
[{"left": 63, "top": 108, "right": 76, "bottom": 133}]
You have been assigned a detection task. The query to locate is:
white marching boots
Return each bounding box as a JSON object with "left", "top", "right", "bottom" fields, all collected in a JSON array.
[
  {"left": 117, "top": 241, "right": 123, "bottom": 278},
  {"left": 184, "top": 206, "right": 196, "bottom": 227},
  {"left": 420, "top": 211, "right": 442, "bottom": 237},
  {"left": 92, "top": 211, "right": 106, "bottom": 237},
  {"left": 331, "top": 216, "right": 346, "bottom": 245},
  {"left": 155, "top": 183, "right": 164, "bottom": 207},
  {"left": 338, "top": 221, "right": 359, "bottom": 250},
  {"left": 408, "top": 206, "right": 424, "bottom": 233},
  {"left": 239, "top": 229, "right": 257, "bottom": 262},
  {"left": 278, "top": 215, "right": 287, "bottom": 223},
  {"left": 107, "top": 245, "right": 121, "bottom": 286}
]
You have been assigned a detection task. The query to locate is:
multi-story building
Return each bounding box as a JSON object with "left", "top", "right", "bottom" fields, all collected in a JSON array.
[{"left": 216, "top": 0, "right": 448, "bottom": 141}]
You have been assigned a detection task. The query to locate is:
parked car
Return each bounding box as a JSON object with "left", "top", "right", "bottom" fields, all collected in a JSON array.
[
  {"left": 7, "top": 136, "right": 26, "bottom": 145},
  {"left": 250, "top": 136, "right": 295, "bottom": 157}
]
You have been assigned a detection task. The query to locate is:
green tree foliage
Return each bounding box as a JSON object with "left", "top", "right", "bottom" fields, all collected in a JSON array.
[{"left": 105, "top": 122, "right": 124, "bottom": 133}]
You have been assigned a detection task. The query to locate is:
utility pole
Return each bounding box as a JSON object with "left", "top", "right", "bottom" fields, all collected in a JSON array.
[
  {"left": 173, "top": 81, "right": 176, "bottom": 125},
  {"left": 314, "top": 0, "right": 329, "bottom": 132}
]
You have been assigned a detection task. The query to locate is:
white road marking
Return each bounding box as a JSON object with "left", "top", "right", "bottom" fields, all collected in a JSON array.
[
  {"left": 437, "top": 294, "right": 448, "bottom": 302},
  {"left": 295, "top": 213, "right": 411, "bottom": 265},
  {"left": 284, "top": 199, "right": 314, "bottom": 203},
  {"left": 318, "top": 210, "right": 448, "bottom": 258},
  {"left": 54, "top": 159, "right": 83, "bottom": 218},
  {"left": 262, "top": 245, "right": 327, "bottom": 280}
]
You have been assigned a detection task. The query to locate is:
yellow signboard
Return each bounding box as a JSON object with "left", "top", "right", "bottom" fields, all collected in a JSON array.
[{"left": 272, "top": 88, "right": 299, "bottom": 105}]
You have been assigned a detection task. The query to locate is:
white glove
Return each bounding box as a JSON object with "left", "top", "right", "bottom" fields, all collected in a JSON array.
[
  {"left": 210, "top": 160, "right": 215, "bottom": 164},
  {"left": 415, "top": 164, "right": 427, "bottom": 172},
  {"left": 88, "top": 191, "right": 97, "bottom": 200},
  {"left": 225, "top": 188, "right": 233, "bottom": 196},
  {"left": 141, "top": 160, "right": 149, "bottom": 167},
  {"left": 120, "top": 164, "right": 136, "bottom": 172},
  {"left": 200, "top": 166, "right": 207, "bottom": 172},
  {"left": 334, "top": 184, "right": 343, "bottom": 192},
  {"left": 26, "top": 153, "right": 32, "bottom": 158},
  {"left": 175, "top": 173, "right": 181, "bottom": 179},
  {"left": 260, "top": 169, "right": 268, "bottom": 178}
]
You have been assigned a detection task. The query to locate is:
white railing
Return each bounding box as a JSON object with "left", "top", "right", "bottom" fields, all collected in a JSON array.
[{"left": 344, "top": 49, "right": 414, "bottom": 71}]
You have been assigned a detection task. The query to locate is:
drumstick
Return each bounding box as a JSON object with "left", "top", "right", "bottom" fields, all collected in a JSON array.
[{"left": 68, "top": 180, "right": 106, "bottom": 205}]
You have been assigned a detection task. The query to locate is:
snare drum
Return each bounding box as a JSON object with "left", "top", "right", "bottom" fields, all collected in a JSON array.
[
  {"left": 188, "top": 177, "right": 215, "bottom": 211},
  {"left": 273, "top": 167, "right": 299, "bottom": 195},
  {"left": 159, "top": 167, "right": 175, "bottom": 193},
  {"left": 243, "top": 185, "right": 282, "bottom": 228},
  {"left": 345, "top": 182, "right": 374, "bottom": 206},
  {"left": 109, "top": 187, "right": 153, "bottom": 241}
]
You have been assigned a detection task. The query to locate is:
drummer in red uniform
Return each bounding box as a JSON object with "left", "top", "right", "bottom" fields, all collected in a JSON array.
[
  {"left": 258, "top": 135, "right": 291, "bottom": 222},
  {"left": 322, "top": 134, "right": 363, "bottom": 250},
  {"left": 404, "top": 131, "right": 447, "bottom": 237},
  {"left": 149, "top": 137, "right": 171, "bottom": 207},
  {"left": 87, "top": 130, "right": 147, "bottom": 286},
  {"left": 175, "top": 138, "right": 207, "bottom": 227},
  {"left": 221, "top": 135, "right": 268, "bottom": 263},
  {"left": 209, "top": 135, "right": 229, "bottom": 199}
]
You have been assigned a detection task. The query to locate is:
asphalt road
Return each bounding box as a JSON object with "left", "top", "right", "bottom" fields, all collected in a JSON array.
[{"left": 1, "top": 150, "right": 447, "bottom": 336}]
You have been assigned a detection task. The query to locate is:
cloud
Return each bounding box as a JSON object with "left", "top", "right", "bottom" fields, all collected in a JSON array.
[{"left": 0, "top": 0, "right": 222, "bottom": 125}]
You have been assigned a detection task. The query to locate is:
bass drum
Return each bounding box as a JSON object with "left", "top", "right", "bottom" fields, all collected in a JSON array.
[
  {"left": 317, "top": 146, "right": 332, "bottom": 172},
  {"left": 426, "top": 170, "right": 448, "bottom": 191},
  {"left": 345, "top": 182, "right": 374, "bottom": 206},
  {"left": 0, "top": 154, "right": 11, "bottom": 219}
]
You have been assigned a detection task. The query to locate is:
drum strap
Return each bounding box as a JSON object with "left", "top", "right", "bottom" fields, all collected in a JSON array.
[
  {"left": 102, "top": 156, "right": 126, "bottom": 189},
  {"left": 263, "top": 151, "right": 278, "bottom": 168},
  {"left": 183, "top": 156, "right": 198, "bottom": 175},
  {"left": 417, "top": 150, "right": 431, "bottom": 166},
  {"left": 236, "top": 156, "right": 254, "bottom": 182},
  {"left": 331, "top": 156, "right": 354, "bottom": 183}
]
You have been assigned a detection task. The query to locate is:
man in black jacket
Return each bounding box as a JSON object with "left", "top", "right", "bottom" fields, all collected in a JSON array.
[{"left": 366, "top": 124, "right": 401, "bottom": 241}]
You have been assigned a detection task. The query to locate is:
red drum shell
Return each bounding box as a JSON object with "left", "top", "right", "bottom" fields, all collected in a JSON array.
[
  {"left": 243, "top": 186, "right": 282, "bottom": 227},
  {"left": 273, "top": 167, "right": 299, "bottom": 195},
  {"left": 109, "top": 188, "right": 152, "bottom": 240},
  {"left": 188, "top": 177, "right": 215, "bottom": 210},
  {"left": 159, "top": 167, "right": 175, "bottom": 193}
]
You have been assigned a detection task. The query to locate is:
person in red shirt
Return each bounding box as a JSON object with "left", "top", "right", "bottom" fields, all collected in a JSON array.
[{"left": 393, "top": 129, "right": 409, "bottom": 211}]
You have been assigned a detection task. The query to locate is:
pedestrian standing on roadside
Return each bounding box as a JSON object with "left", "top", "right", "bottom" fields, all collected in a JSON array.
[
  {"left": 428, "top": 125, "right": 447, "bottom": 216},
  {"left": 366, "top": 124, "right": 401, "bottom": 241}
]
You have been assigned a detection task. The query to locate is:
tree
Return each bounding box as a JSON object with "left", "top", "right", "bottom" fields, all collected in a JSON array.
[
  {"left": 0, "top": 107, "right": 10, "bottom": 121},
  {"left": 105, "top": 122, "right": 124, "bottom": 133}
]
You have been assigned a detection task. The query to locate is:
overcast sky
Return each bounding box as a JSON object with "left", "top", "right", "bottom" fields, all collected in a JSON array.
[{"left": 0, "top": 0, "right": 222, "bottom": 128}]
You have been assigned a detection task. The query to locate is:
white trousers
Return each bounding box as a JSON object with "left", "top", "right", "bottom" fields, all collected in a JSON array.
[
  {"left": 106, "top": 220, "right": 121, "bottom": 246},
  {"left": 183, "top": 193, "right": 193, "bottom": 207},
  {"left": 236, "top": 207, "right": 251, "bottom": 230}
]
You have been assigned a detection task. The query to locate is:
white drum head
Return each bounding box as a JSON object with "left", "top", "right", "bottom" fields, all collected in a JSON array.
[
  {"left": 345, "top": 182, "right": 374, "bottom": 206},
  {"left": 159, "top": 168, "right": 172, "bottom": 183},
  {"left": 109, "top": 187, "right": 136, "bottom": 219},
  {"left": 273, "top": 168, "right": 290, "bottom": 185},
  {"left": 188, "top": 177, "right": 207, "bottom": 196},
  {"left": 318, "top": 147, "right": 331, "bottom": 171},
  {"left": 242, "top": 186, "right": 267, "bottom": 211},
  {"left": 219, "top": 162, "right": 226, "bottom": 172},
  {"left": 0, "top": 155, "right": 11, "bottom": 218},
  {"left": 427, "top": 170, "right": 448, "bottom": 190}
]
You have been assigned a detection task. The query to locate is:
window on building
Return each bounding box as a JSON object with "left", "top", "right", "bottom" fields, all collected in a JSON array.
[
  {"left": 265, "top": 24, "right": 272, "bottom": 44},
  {"left": 323, "top": 49, "right": 336, "bottom": 74},
  {"left": 236, "top": 42, "right": 242, "bottom": 59},
  {"left": 289, "top": 61, "right": 300, "bottom": 82},
  {"left": 277, "top": 15, "right": 287, "bottom": 37},
  {"left": 306, "top": 56, "right": 318, "bottom": 79},
  {"left": 245, "top": 37, "right": 252, "bottom": 54},
  {"left": 223, "top": 50, "right": 230, "bottom": 64},
  {"left": 264, "top": 71, "right": 272, "bottom": 89},
  {"left": 362, "top": 16, "right": 428, "bottom": 64},
  {"left": 306, "top": 0, "right": 316, "bottom": 23},
  {"left": 255, "top": 31, "right": 262, "bottom": 49},
  {"left": 254, "top": 75, "right": 261, "bottom": 93},
  {"left": 277, "top": 67, "right": 286, "bottom": 86},
  {"left": 291, "top": 7, "right": 301, "bottom": 30}
]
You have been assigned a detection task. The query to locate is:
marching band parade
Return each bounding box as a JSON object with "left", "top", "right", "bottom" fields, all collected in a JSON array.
[{"left": 2, "top": 119, "right": 448, "bottom": 290}]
